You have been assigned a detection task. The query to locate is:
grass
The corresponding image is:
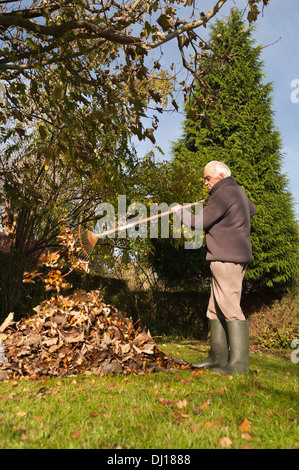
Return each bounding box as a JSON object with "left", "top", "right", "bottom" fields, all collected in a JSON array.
[{"left": 0, "top": 338, "right": 298, "bottom": 450}]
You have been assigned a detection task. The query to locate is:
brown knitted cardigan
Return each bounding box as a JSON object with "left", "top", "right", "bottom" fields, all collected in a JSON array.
[{"left": 178, "top": 176, "right": 256, "bottom": 264}]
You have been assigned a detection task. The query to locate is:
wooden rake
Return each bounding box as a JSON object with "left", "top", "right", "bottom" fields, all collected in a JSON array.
[{"left": 78, "top": 200, "right": 205, "bottom": 260}]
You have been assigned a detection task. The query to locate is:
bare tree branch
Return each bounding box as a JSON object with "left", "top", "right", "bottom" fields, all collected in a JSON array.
[
  {"left": 0, "top": 0, "right": 230, "bottom": 72},
  {"left": 148, "top": 0, "right": 228, "bottom": 49}
]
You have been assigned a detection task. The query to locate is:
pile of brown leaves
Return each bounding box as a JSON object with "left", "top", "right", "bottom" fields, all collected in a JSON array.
[{"left": 0, "top": 289, "right": 189, "bottom": 381}]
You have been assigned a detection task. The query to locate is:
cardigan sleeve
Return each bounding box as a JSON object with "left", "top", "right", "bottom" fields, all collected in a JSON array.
[{"left": 175, "top": 195, "right": 228, "bottom": 231}]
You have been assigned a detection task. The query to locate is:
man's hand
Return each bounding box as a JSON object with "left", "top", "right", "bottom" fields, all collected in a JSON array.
[{"left": 171, "top": 204, "right": 183, "bottom": 213}]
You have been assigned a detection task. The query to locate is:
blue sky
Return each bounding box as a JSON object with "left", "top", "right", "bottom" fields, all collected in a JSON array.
[{"left": 134, "top": 0, "right": 299, "bottom": 219}]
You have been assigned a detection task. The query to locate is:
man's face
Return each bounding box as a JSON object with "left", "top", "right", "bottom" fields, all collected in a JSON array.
[{"left": 203, "top": 166, "right": 224, "bottom": 191}]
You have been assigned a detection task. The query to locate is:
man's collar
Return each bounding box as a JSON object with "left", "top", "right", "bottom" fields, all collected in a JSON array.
[{"left": 209, "top": 176, "right": 236, "bottom": 195}]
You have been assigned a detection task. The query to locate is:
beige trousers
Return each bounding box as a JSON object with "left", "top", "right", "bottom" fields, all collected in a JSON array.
[{"left": 207, "top": 261, "right": 246, "bottom": 321}]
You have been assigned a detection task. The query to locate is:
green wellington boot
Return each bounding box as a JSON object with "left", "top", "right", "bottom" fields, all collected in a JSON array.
[
  {"left": 192, "top": 319, "right": 229, "bottom": 369},
  {"left": 212, "top": 320, "right": 250, "bottom": 374}
]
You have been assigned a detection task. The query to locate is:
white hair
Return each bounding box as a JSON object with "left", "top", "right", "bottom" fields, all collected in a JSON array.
[{"left": 204, "top": 161, "right": 231, "bottom": 177}]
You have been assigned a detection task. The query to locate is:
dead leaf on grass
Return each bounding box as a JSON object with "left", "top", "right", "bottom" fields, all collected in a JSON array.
[
  {"left": 172, "top": 412, "right": 184, "bottom": 421},
  {"left": 214, "top": 386, "right": 226, "bottom": 395},
  {"left": 190, "top": 424, "right": 201, "bottom": 432},
  {"left": 192, "top": 398, "right": 210, "bottom": 414},
  {"left": 219, "top": 436, "right": 232, "bottom": 448},
  {"left": 70, "top": 429, "right": 81, "bottom": 439},
  {"left": 204, "top": 421, "right": 215, "bottom": 429},
  {"left": 176, "top": 399, "right": 188, "bottom": 409},
  {"left": 239, "top": 417, "right": 252, "bottom": 433},
  {"left": 156, "top": 398, "right": 176, "bottom": 407},
  {"left": 191, "top": 369, "right": 204, "bottom": 375},
  {"left": 241, "top": 432, "right": 253, "bottom": 440}
]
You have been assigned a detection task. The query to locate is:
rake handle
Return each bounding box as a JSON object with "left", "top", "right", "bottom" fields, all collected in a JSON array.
[{"left": 96, "top": 199, "right": 205, "bottom": 239}]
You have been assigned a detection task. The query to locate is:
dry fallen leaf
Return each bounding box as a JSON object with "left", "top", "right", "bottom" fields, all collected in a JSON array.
[
  {"left": 215, "top": 386, "right": 226, "bottom": 395},
  {"left": 241, "top": 432, "right": 253, "bottom": 440},
  {"left": 239, "top": 417, "right": 252, "bottom": 433},
  {"left": 157, "top": 398, "right": 176, "bottom": 407},
  {"left": 204, "top": 421, "right": 215, "bottom": 429},
  {"left": 192, "top": 398, "right": 210, "bottom": 415},
  {"left": 176, "top": 399, "right": 188, "bottom": 409},
  {"left": 190, "top": 424, "right": 201, "bottom": 432},
  {"left": 70, "top": 429, "right": 81, "bottom": 439},
  {"left": 219, "top": 436, "right": 232, "bottom": 448},
  {"left": 200, "top": 398, "right": 211, "bottom": 410},
  {"left": 191, "top": 369, "right": 204, "bottom": 375}
]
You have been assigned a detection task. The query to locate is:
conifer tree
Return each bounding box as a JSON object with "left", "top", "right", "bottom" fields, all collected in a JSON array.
[{"left": 167, "top": 8, "right": 299, "bottom": 291}]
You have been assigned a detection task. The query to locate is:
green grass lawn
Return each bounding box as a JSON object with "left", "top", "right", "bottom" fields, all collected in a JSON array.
[{"left": 0, "top": 338, "right": 298, "bottom": 449}]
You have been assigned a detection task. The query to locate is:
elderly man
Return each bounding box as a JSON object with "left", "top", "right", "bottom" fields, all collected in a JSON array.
[{"left": 173, "top": 161, "right": 256, "bottom": 374}]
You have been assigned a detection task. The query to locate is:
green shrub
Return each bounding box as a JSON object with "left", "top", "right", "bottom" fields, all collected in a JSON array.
[
  {"left": 258, "top": 327, "right": 298, "bottom": 350},
  {"left": 248, "top": 286, "right": 299, "bottom": 350}
]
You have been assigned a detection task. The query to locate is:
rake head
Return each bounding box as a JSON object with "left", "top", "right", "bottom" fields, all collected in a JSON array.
[{"left": 78, "top": 225, "right": 99, "bottom": 260}]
